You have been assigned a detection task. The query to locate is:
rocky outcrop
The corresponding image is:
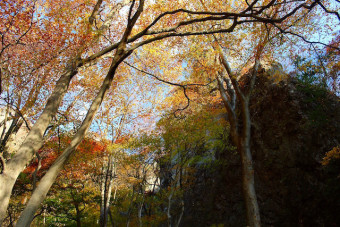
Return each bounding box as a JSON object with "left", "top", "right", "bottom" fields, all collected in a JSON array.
[
  {"left": 181, "top": 70, "right": 340, "bottom": 226},
  {"left": 251, "top": 75, "right": 339, "bottom": 226}
]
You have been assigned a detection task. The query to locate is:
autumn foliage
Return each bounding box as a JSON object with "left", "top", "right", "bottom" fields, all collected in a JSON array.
[{"left": 0, "top": 0, "right": 339, "bottom": 226}]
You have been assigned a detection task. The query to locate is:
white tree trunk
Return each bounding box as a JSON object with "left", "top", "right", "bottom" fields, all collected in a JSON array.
[
  {"left": 240, "top": 142, "right": 261, "bottom": 227},
  {"left": 239, "top": 100, "right": 260, "bottom": 227},
  {"left": 216, "top": 48, "right": 261, "bottom": 227},
  {"left": 100, "top": 163, "right": 108, "bottom": 226},
  {"left": 100, "top": 156, "right": 115, "bottom": 227}
]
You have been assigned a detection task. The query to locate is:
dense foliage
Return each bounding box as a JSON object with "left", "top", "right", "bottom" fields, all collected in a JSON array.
[{"left": 0, "top": 0, "right": 339, "bottom": 226}]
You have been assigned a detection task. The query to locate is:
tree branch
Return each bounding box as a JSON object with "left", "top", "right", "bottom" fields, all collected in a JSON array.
[
  {"left": 0, "top": 154, "right": 5, "bottom": 173},
  {"left": 272, "top": 24, "right": 340, "bottom": 51},
  {"left": 89, "top": 0, "right": 104, "bottom": 25},
  {"left": 123, "top": 61, "right": 214, "bottom": 118},
  {"left": 317, "top": 1, "right": 340, "bottom": 21}
]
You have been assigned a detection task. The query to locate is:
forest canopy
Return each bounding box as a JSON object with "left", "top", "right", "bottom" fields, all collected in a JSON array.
[{"left": 0, "top": 0, "right": 339, "bottom": 226}]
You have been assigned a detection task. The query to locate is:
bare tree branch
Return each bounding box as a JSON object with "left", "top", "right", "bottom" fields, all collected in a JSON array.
[
  {"left": 123, "top": 61, "right": 214, "bottom": 118},
  {"left": 317, "top": 1, "right": 340, "bottom": 21},
  {"left": 89, "top": 0, "right": 104, "bottom": 25}
]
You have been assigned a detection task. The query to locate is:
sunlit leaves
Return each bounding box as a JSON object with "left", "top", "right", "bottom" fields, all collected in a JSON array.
[{"left": 322, "top": 146, "right": 340, "bottom": 166}]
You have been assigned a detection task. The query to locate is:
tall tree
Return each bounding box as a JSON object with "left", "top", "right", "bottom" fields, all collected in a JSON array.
[
  {"left": 0, "top": 0, "right": 131, "bottom": 222},
  {"left": 0, "top": 0, "right": 337, "bottom": 225}
]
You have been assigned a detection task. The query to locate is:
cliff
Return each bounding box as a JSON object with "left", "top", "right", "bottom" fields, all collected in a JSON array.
[{"left": 181, "top": 69, "right": 340, "bottom": 226}]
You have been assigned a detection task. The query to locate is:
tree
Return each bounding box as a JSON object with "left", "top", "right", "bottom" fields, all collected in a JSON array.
[
  {"left": 158, "top": 110, "right": 227, "bottom": 227},
  {"left": 0, "top": 0, "right": 338, "bottom": 225},
  {"left": 168, "top": 1, "right": 339, "bottom": 225},
  {"left": 0, "top": 0, "right": 119, "bottom": 222}
]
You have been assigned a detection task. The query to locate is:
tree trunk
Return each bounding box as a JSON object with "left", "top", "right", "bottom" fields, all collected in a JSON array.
[
  {"left": 100, "top": 156, "right": 115, "bottom": 227},
  {"left": 239, "top": 142, "right": 261, "bottom": 227},
  {"left": 216, "top": 43, "right": 262, "bottom": 225},
  {"left": 108, "top": 209, "right": 115, "bottom": 227},
  {"left": 228, "top": 100, "right": 260, "bottom": 227},
  {"left": 0, "top": 0, "right": 121, "bottom": 220},
  {"left": 15, "top": 49, "right": 130, "bottom": 226},
  {"left": 167, "top": 190, "right": 173, "bottom": 227},
  {"left": 100, "top": 163, "right": 108, "bottom": 227},
  {"left": 104, "top": 157, "right": 115, "bottom": 226},
  {"left": 240, "top": 100, "right": 261, "bottom": 227},
  {"left": 0, "top": 116, "right": 23, "bottom": 158},
  {"left": 0, "top": 102, "right": 10, "bottom": 143},
  {"left": 0, "top": 68, "right": 77, "bottom": 225},
  {"left": 76, "top": 216, "right": 82, "bottom": 227},
  {"left": 0, "top": 114, "right": 17, "bottom": 153},
  {"left": 174, "top": 200, "right": 184, "bottom": 227},
  {"left": 138, "top": 191, "right": 144, "bottom": 227},
  {"left": 75, "top": 209, "right": 82, "bottom": 227},
  {"left": 15, "top": 0, "right": 140, "bottom": 218},
  {"left": 126, "top": 186, "right": 136, "bottom": 227}
]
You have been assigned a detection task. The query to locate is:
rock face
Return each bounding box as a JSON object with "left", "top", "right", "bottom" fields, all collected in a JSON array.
[{"left": 181, "top": 69, "right": 340, "bottom": 226}]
